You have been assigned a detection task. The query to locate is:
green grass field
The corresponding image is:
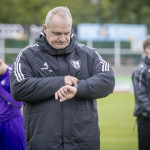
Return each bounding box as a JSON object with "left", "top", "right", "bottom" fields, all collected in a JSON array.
[{"left": 97, "top": 92, "right": 138, "bottom": 150}]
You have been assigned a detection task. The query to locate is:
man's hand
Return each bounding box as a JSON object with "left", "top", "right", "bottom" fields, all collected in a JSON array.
[
  {"left": 64, "top": 75, "right": 78, "bottom": 86},
  {"left": 55, "top": 85, "right": 77, "bottom": 102}
]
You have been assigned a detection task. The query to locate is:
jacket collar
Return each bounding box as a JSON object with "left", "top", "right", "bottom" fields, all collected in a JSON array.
[
  {"left": 37, "top": 29, "right": 76, "bottom": 56},
  {"left": 144, "top": 56, "right": 150, "bottom": 65}
]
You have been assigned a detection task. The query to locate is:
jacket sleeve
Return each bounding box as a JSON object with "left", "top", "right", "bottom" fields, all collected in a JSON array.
[
  {"left": 0, "top": 83, "right": 22, "bottom": 108},
  {"left": 76, "top": 51, "right": 115, "bottom": 99},
  {"left": 10, "top": 52, "right": 65, "bottom": 103},
  {"left": 132, "top": 65, "right": 150, "bottom": 114}
]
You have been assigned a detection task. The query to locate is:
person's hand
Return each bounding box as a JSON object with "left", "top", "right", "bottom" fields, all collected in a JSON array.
[
  {"left": 55, "top": 85, "right": 77, "bottom": 102},
  {"left": 64, "top": 75, "right": 78, "bottom": 86}
]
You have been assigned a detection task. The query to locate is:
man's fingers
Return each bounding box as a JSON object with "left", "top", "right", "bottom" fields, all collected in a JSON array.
[
  {"left": 70, "top": 77, "right": 78, "bottom": 85},
  {"left": 59, "top": 98, "right": 66, "bottom": 102},
  {"left": 55, "top": 86, "right": 67, "bottom": 100},
  {"left": 55, "top": 92, "right": 58, "bottom": 100},
  {"left": 55, "top": 85, "right": 76, "bottom": 102},
  {"left": 65, "top": 75, "right": 78, "bottom": 86}
]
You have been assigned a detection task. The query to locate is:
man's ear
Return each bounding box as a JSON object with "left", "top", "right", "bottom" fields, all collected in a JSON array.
[{"left": 43, "top": 24, "right": 47, "bottom": 34}]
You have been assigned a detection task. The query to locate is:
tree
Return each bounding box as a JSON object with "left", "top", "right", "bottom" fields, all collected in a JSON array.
[{"left": 0, "top": 0, "right": 150, "bottom": 33}]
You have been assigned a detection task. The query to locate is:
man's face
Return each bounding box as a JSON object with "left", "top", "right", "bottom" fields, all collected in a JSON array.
[
  {"left": 145, "top": 45, "right": 150, "bottom": 59},
  {"left": 43, "top": 15, "right": 72, "bottom": 50}
]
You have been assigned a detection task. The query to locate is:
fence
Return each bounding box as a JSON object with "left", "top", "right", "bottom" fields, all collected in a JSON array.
[{"left": 0, "top": 39, "right": 143, "bottom": 68}]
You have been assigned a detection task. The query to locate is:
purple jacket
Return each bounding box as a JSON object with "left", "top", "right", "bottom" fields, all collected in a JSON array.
[{"left": 0, "top": 65, "right": 23, "bottom": 122}]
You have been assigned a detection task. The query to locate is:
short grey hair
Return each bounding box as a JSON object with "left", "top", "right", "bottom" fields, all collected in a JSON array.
[{"left": 45, "top": 6, "right": 72, "bottom": 27}]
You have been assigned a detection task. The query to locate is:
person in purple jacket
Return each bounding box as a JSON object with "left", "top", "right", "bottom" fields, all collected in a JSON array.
[{"left": 0, "top": 56, "right": 26, "bottom": 150}]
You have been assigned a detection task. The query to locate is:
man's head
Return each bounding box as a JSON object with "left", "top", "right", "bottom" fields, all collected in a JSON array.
[
  {"left": 143, "top": 36, "right": 150, "bottom": 59},
  {"left": 0, "top": 56, "right": 8, "bottom": 75},
  {"left": 43, "top": 6, "right": 72, "bottom": 50}
]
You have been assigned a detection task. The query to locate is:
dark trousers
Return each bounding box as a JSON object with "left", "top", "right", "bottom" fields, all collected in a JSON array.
[{"left": 137, "top": 117, "right": 150, "bottom": 150}]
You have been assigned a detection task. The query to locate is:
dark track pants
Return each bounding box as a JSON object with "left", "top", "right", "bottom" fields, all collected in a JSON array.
[
  {"left": 137, "top": 117, "right": 150, "bottom": 150},
  {"left": 0, "top": 115, "right": 26, "bottom": 150}
]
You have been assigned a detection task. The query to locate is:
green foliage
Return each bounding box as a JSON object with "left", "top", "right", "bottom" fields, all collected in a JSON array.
[
  {"left": 0, "top": 0, "right": 97, "bottom": 25},
  {"left": 97, "top": 92, "right": 138, "bottom": 150},
  {"left": 0, "top": 0, "right": 150, "bottom": 32}
]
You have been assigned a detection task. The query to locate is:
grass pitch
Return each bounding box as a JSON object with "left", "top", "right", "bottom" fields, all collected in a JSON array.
[{"left": 97, "top": 92, "right": 138, "bottom": 150}]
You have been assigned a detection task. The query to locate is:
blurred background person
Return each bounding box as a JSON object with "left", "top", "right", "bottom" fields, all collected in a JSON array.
[
  {"left": 0, "top": 56, "right": 26, "bottom": 150},
  {"left": 132, "top": 36, "right": 150, "bottom": 150}
]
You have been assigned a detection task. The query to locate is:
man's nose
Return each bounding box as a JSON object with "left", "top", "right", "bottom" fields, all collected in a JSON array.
[{"left": 59, "top": 34, "right": 66, "bottom": 41}]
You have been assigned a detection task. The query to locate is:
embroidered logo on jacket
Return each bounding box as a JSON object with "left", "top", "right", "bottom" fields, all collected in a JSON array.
[
  {"left": 41, "top": 62, "right": 52, "bottom": 72},
  {"left": 70, "top": 60, "right": 81, "bottom": 70}
]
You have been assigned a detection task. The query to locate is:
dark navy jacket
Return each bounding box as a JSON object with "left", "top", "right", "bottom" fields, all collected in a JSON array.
[
  {"left": 132, "top": 56, "right": 150, "bottom": 119},
  {"left": 10, "top": 31, "right": 115, "bottom": 150}
]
